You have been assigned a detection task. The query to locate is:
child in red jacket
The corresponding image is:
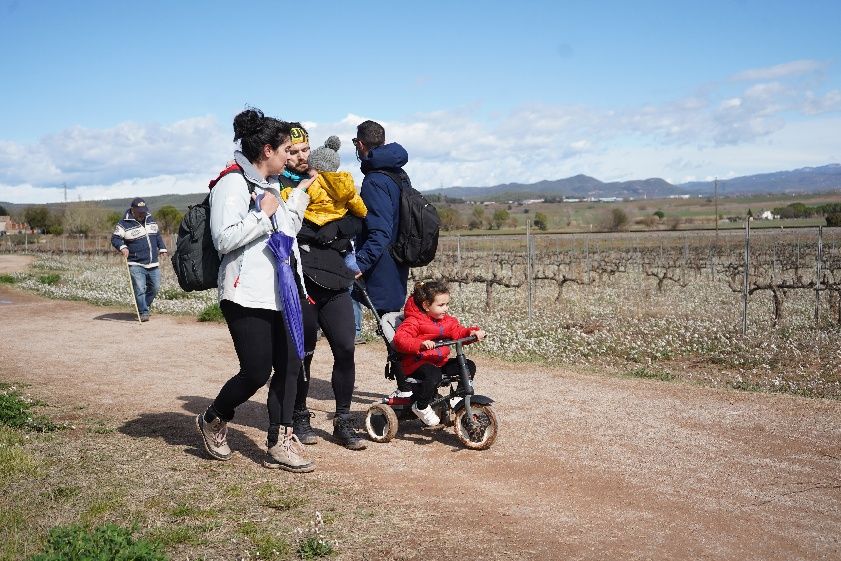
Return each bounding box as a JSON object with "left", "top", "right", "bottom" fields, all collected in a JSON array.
[{"left": 392, "top": 280, "right": 486, "bottom": 426}]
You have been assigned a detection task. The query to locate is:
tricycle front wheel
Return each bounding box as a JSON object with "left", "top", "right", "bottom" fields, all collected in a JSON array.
[{"left": 453, "top": 404, "right": 498, "bottom": 450}]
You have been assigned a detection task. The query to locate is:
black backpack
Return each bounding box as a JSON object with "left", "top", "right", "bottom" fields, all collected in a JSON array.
[
  {"left": 373, "top": 170, "right": 440, "bottom": 268},
  {"left": 171, "top": 164, "right": 254, "bottom": 291}
]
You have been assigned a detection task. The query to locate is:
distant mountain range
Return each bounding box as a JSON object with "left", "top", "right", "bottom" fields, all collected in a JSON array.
[
  {"left": 2, "top": 164, "right": 841, "bottom": 214},
  {"left": 427, "top": 163, "right": 841, "bottom": 201}
]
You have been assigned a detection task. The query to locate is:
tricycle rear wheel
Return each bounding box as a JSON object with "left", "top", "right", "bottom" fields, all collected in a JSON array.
[{"left": 365, "top": 403, "right": 399, "bottom": 443}]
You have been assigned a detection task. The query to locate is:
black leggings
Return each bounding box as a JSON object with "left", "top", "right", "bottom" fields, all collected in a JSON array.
[
  {"left": 295, "top": 279, "right": 356, "bottom": 416},
  {"left": 410, "top": 358, "right": 476, "bottom": 409},
  {"left": 211, "top": 300, "right": 301, "bottom": 428}
]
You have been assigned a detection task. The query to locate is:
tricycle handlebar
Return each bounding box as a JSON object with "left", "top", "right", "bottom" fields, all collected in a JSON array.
[{"left": 432, "top": 335, "right": 478, "bottom": 349}]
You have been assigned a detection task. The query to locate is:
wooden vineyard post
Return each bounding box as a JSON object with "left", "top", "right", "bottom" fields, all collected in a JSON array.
[
  {"left": 815, "top": 226, "right": 823, "bottom": 325},
  {"left": 526, "top": 220, "right": 532, "bottom": 321},
  {"left": 742, "top": 218, "right": 751, "bottom": 335},
  {"left": 456, "top": 235, "right": 462, "bottom": 298}
]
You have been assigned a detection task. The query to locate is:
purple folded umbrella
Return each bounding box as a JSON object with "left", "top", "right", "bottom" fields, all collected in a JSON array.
[{"left": 265, "top": 231, "right": 305, "bottom": 359}]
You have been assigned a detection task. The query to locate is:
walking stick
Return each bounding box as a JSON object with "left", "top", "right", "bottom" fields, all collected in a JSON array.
[{"left": 124, "top": 256, "right": 143, "bottom": 323}]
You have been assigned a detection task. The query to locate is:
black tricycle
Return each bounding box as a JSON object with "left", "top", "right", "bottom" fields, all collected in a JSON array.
[{"left": 354, "top": 281, "right": 498, "bottom": 450}]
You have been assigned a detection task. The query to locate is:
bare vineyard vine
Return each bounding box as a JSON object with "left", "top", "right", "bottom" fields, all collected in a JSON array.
[{"left": 415, "top": 227, "right": 841, "bottom": 328}]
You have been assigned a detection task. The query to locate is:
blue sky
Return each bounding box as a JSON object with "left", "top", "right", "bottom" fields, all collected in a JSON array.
[{"left": 1, "top": 0, "right": 840, "bottom": 203}]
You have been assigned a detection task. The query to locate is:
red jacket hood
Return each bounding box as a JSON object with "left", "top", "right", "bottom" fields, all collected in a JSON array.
[{"left": 403, "top": 294, "right": 423, "bottom": 319}]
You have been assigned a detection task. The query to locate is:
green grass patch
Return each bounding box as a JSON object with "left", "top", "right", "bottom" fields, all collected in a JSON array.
[
  {"left": 0, "top": 425, "right": 40, "bottom": 484},
  {"left": 26, "top": 523, "right": 168, "bottom": 561},
  {"left": 298, "top": 535, "right": 335, "bottom": 559},
  {"left": 0, "top": 507, "right": 29, "bottom": 560},
  {"left": 79, "top": 490, "right": 125, "bottom": 526},
  {"left": 0, "top": 384, "right": 62, "bottom": 432},
  {"left": 88, "top": 420, "right": 115, "bottom": 434},
  {"left": 624, "top": 366, "right": 676, "bottom": 382},
  {"left": 224, "top": 483, "right": 245, "bottom": 499},
  {"left": 728, "top": 378, "right": 763, "bottom": 392},
  {"left": 257, "top": 483, "right": 308, "bottom": 511},
  {"left": 159, "top": 287, "right": 189, "bottom": 300},
  {"left": 238, "top": 521, "right": 291, "bottom": 560},
  {"left": 295, "top": 512, "right": 335, "bottom": 560},
  {"left": 42, "top": 485, "right": 81, "bottom": 503},
  {"left": 197, "top": 303, "right": 224, "bottom": 323},
  {"left": 0, "top": 273, "right": 17, "bottom": 283},
  {"left": 147, "top": 523, "right": 208, "bottom": 547},
  {"left": 37, "top": 273, "right": 61, "bottom": 285},
  {"left": 169, "top": 502, "right": 213, "bottom": 519}
]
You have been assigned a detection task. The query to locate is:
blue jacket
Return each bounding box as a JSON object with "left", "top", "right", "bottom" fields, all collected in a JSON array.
[
  {"left": 111, "top": 209, "right": 168, "bottom": 268},
  {"left": 355, "top": 142, "right": 410, "bottom": 312}
]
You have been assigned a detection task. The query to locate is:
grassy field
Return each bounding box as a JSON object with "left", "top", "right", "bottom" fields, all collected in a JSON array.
[
  {"left": 0, "top": 383, "right": 412, "bottom": 561},
  {"left": 436, "top": 191, "right": 841, "bottom": 235}
]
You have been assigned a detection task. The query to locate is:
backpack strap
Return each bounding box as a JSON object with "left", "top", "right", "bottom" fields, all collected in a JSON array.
[
  {"left": 208, "top": 163, "right": 254, "bottom": 191},
  {"left": 371, "top": 169, "right": 407, "bottom": 183},
  {"left": 370, "top": 169, "right": 410, "bottom": 193},
  {"left": 208, "top": 162, "right": 257, "bottom": 199}
]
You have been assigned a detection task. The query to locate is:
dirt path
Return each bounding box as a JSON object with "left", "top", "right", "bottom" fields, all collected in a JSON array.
[{"left": 1, "top": 255, "right": 839, "bottom": 560}]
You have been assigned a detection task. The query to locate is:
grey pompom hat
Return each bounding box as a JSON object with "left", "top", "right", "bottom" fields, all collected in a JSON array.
[{"left": 309, "top": 136, "right": 341, "bottom": 172}]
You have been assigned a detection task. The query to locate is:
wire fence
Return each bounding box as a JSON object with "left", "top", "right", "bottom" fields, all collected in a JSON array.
[
  {"left": 0, "top": 233, "right": 179, "bottom": 255},
  {"left": 5, "top": 226, "right": 841, "bottom": 331}
]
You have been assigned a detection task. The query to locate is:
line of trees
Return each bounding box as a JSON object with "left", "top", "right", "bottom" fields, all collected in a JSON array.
[
  {"left": 13, "top": 204, "right": 183, "bottom": 236},
  {"left": 436, "top": 204, "right": 550, "bottom": 232},
  {"left": 772, "top": 202, "right": 841, "bottom": 225}
]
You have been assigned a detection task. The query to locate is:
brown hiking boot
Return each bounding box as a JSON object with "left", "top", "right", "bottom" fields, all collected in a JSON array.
[
  {"left": 195, "top": 412, "right": 232, "bottom": 461},
  {"left": 264, "top": 427, "right": 314, "bottom": 473}
]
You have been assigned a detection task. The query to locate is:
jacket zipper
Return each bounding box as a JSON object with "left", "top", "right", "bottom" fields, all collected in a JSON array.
[{"left": 144, "top": 216, "right": 153, "bottom": 265}]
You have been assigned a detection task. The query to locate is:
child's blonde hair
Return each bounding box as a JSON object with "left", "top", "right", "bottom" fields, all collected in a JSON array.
[{"left": 411, "top": 280, "right": 450, "bottom": 310}]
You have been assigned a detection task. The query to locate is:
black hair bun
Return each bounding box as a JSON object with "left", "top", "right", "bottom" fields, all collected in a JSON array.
[{"left": 233, "top": 108, "right": 265, "bottom": 141}]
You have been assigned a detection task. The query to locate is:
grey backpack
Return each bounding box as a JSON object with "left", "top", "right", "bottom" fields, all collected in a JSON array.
[{"left": 171, "top": 164, "right": 254, "bottom": 291}]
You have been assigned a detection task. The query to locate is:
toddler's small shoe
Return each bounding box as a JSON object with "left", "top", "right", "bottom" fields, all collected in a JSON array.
[{"left": 411, "top": 403, "right": 440, "bottom": 427}]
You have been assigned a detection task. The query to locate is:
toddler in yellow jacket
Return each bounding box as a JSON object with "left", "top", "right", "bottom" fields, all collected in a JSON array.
[{"left": 282, "top": 136, "right": 367, "bottom": 225}]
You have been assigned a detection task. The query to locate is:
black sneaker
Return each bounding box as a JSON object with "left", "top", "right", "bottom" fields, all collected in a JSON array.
[
  {"left": 292, "top": 409, "right": 317, "bottom": 445},
  {"left": 333, "top": 415, "right": 367, "bottom": 450}
]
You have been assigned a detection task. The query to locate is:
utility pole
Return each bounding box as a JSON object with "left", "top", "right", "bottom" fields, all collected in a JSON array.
[{"left": 714, "top": 177, "right": 719, "bottom": 241}]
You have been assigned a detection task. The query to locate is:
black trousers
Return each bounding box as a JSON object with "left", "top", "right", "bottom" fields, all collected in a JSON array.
[
  {"left": 295, "top": 279, "right": 356, "bottom": 417},
  {"left": 211, "top": 300, "right": 301, "bottom": 428},
  {"left": 410, "top": 358, "right": 476, "bottom": 409}
]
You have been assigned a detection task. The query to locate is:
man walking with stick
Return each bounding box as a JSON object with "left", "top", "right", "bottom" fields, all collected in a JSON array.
[{"left": 111, "top": 197, "right": 168, "bottom": 322}]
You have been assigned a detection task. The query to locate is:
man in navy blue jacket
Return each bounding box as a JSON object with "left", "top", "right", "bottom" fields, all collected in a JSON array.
[
  {"left": 111, "top": 197, "right": 168, "bottom": 321},
  {"left": 352, "top": 120, "right": 410, "bottom": 316},
  {"left": 353, "top": 121, "right": 412, "bottom": 394}
]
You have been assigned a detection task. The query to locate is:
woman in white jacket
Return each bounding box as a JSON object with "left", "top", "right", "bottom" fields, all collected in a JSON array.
[{"left": 196, "top": 108, "right": 317, "bottom": 473}]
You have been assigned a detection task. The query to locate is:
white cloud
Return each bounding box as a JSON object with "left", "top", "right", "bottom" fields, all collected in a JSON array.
[
  {"left": 731, "top": 59, "right": 827, "bottom": 81},
  {"left": 803, "top": 89, "right": 841, "bottom": 115},
  {"left": 0, "top": 174, "right": 210, "bottom": 205},
  {"left": 1, "top": 61, "right": 840, "bottom": 204},
  {"left": 0, "top": 116, "right": 230, "bottom": 187}
]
